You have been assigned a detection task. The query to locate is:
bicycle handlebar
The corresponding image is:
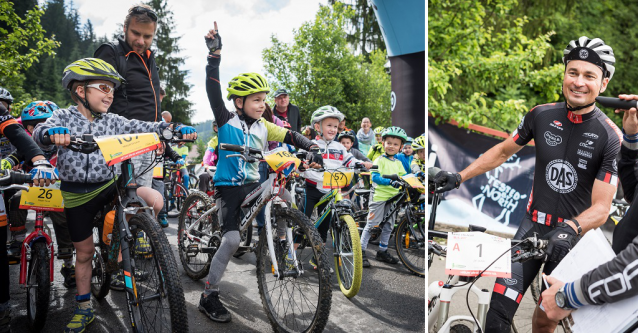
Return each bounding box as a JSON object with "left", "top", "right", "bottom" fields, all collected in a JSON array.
[{"left": 0, "top": 170, "right": 33, "bottom": 186}]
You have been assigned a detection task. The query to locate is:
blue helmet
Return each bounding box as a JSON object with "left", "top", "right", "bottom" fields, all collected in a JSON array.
[{"left": 21, "top": 101, "right": 59, "bottom": 126}]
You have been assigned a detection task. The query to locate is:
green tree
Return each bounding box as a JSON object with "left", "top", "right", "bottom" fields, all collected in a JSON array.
[
  {"left": 147, "top": 0, "right": 193, "bottom": 125},
  {"left": 262, "top": 3, "right": 391, "bottom": 128},
  {"left": 0, "top": 0, "right": 59, "bottom": 112},
  {"left": 429, "top": 0, "right": 563, "bottom": 131},
  {"left": 328, "top": 0, "right": 385, "bottom": 60}
]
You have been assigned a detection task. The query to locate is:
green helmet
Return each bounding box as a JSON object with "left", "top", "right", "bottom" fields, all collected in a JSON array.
[
  {"left": 311, "top": 105, "right": 345, "bottom": 124},
  {"left": 226, "top": 72, "right": 270, "bottom": 100},
  {"left": 373, "top": 126, "right": 385, "bottom": 135},
  {"left": 412, "top": 135, "right": 425, "bottom": 150},
  {"left": 382, "top": 126, "right": 408, "bottom": 144},
  {"left": 62, "top": 58, "right": 124, "bottom": 90}
]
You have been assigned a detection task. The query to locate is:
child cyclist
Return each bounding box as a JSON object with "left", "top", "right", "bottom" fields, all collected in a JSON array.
[
  {"left": 33, "top": 58, "right": 197, "bottom": 333},
  {"left": 3, "top": 101, "right": 78, "bottom": 288},
  {"left": 367, "top": 126, "right": 386, "bottom": 161},
  {"left": 360, "top": 126, "right": 409, "bottom": 267},
  {"left": 410, "top": 135, "right": 426, "bottom": 176},
  {"left": 0, "top": 87, "right": 58, "bottom": 333},
  {"left": 302, "top": 106, "right": 374, "bottom": 262},
  {"left": 201, "top": 22, "right": 322, "bottom": 323}
]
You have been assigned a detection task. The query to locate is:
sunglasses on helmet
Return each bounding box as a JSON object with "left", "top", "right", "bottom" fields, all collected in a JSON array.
[
  {"left": 86, "top": 83, "right": 115, "bottom": 95},
  {"left": 130, "top": 6, "right": 158, "bottom": 22}
]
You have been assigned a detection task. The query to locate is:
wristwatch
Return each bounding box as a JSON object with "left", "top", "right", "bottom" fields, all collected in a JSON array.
[{"left": 555, "top": 286, "right": 576, "bottom": 310}]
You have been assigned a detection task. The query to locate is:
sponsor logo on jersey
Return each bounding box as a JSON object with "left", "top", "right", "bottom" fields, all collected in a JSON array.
[
  {"left": 613, "top": 159, "right": 618, "bottom": 172},
  {"left": 504, "top": 278, "right": 518, "bottom": 286},
  {"left": 546, "top": 159, "right": 578, "bottom": 193},
  {"left": 550, "top": 120, "right": 563, "bottom": 131},
  {"left": 544, "top": 131, "right": 562, "bottom": 146},
  {"left": 588, "top": 259, "right": 638, "bottom": 303},
  {"left": 518, "top": 116, "right": 524, "bottom": 129},
  {"left": 577, "top": 149, "right": 592, "bottom": 159},
  {"left": 579, "top": 140, "right": 595, "bottom": 150},
  {"left": 578, "top": 158, "right": 587, "bottom": 169},
  {"left": 583, "top": 132, "right": 599, "bottom": 139}
]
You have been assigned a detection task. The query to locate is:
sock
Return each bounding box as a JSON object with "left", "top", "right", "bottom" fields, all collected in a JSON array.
[
  {"left": 76, "top": 293, "right": 91, "bottom": 310},
  {"left": 203, "top": 282, "right": 218, "bottom": 296},
  {"left": 379, "top": 243, "right": 388, "bottom": 252}
]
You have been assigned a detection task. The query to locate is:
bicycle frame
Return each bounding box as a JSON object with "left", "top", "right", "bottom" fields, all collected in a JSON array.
[{"left": 19, "top": 209, "right": 55, "bottom": 286}]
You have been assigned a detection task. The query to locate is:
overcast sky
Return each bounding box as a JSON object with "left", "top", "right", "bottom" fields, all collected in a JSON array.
[{"left": 70, "top": 0, "right": 326, "bottom": 122}]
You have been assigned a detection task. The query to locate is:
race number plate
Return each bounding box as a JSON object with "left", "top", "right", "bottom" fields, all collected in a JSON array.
[
  {"left": 402, "top": 174, "right": 425, "bottom": 192},
  {"left": 19, "top": 185, "right": 64, "bottom": 212},
  {"left": 322, "top": 170, "right": 354, "bottom": 189},
  {"left": 153, "top": 165, "right": 163, "bottom": 178},
  {"left": 264, "top": 147, "right": 300, "bottom": 176},
  {"left": 445, "top": 232, "right": 512, "bottom": 278},
  {"left": 95, "top": 133, "right": 161, "bottom": 166}
]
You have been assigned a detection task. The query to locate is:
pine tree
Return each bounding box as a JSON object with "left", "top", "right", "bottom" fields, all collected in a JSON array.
[
  {"left": 328, "top": 0, "right": 385, "bottom": 60},
  {"left": 146, "top": 0, "right": 193, "bottom": 125}
]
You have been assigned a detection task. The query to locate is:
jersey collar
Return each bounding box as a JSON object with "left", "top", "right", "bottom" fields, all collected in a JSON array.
[{"left": 566, "top": 107, "right": 600, "bottom": 124}]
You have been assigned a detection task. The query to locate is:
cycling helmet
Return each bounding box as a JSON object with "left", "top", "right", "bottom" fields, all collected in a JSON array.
[
  {"left": 563, "top": 36, "right": 616, "bottom": 80},
  {"left": 381, "top": 126, "right": 408, "bottom": 144},
  {"left": 406, "top": 136, "right": 414, "bottom": 144},
  {"left": 0, "top": 87, "right": 13, "bottom": 104},
  {"left": 21, "top": 101, "right": 59, "bottom": 127},
  {"left": 337, "top": 130, "right": 356, "bottom": 142},
  {"left": 226, "top": 72, "right": 270, "bottom": 100},
  {"left": 373, "top": 126, "right": 385, "bottom": 135},
  {"left": 311, "top": 105, "right": 345, "bottom": 124},
  {"left": 411, "top": 135, "right": 425, "bottom": 150},
  {"left": 61, "top": 58, "right": 124, "bottom": 90}
]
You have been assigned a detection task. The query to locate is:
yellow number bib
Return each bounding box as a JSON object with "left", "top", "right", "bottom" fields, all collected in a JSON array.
[
  {"left": 153, "top": 165, "right": 163, "bottom": 178},
  {"left": 95, "top": 133, "right": 161, "bottom": 166},
  {"left": 20, "top": 187, "right": 64, "bottom": 212},
  {"left": 264, "top": 148, "right": 300, "bottom": 175},
  {"left": 322, "top": 170, "right": 354, "bottom": 189},
  {"left": 402, "top": 174, "right": 425, "bottom": 193}
]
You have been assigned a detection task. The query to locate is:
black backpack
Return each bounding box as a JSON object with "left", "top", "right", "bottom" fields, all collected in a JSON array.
[{"left": 94, "top": 41, "right": 128, "bottom": 100}]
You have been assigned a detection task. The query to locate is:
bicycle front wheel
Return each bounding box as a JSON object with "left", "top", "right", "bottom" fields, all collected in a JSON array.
[
  {"left": 127, "top": 212, "right": 188, "bottom": 332},
  {"left": 333, "top": 214, "right": 363, "bottom": 298},
  {"left": 395, "top": 213, "right": 425, "bottom": 277},
  {"left": 178, "top": 191, "right": 217, "bottom": 280},
  {"left": 168, "top": 183, "right": 189, "bottom": 218},
  {"left": 27, "top": 241, "right": 50, "bottom": 332},
  {"left": 256, "top": 207, "right": 332, "bottom": 333}
]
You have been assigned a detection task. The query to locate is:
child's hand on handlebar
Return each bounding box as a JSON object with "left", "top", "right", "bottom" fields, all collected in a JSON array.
[
  {"left": 362, "top": 162, "right": 373, "bottom": 170},
  {"left": 46, "top": 127, "right": 71, "bottom": 147}
]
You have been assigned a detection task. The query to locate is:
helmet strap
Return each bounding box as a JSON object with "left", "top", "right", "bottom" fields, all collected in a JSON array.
[{"left": 75, "top": 82, "right": 102, "bottom": 119}]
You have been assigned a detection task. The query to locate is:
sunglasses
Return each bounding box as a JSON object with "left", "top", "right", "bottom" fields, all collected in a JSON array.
[
  {"left": 130, "top": 6, "right": 158, "bottom": 22},
  {"left": 86, "top": 83, "right": 115, "bottom": 95}
]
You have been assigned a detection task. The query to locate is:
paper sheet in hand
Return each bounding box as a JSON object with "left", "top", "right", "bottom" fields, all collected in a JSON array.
[{"left": 550, "top": 228, "right": 638, "bottom": 332}]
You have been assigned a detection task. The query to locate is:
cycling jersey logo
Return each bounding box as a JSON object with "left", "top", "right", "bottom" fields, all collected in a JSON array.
[
  {"left": 613, "top": 159, "right": 618, "bottom": 171},
  {"left": 504, "top": 278, "right": 517, "bottom": 286},
  {"left": 583, "top": 132, "right": 599, "bottom": 140},
  {"left": 588, "top": 259, "right": 638, "bottom": 303},
  {"left": 579, "top": 49, "right": 589, "bottom": 59},
  {"left": 544, "top": 131, "right": 562, "bottom": 146},
  {"left": 550, "top": 120, "right": 563, "bottom": 131},
  {"left": 578, "top": 158, "right": 587, "bottom": 170},
  {"left": 579, "top": 140, "right": 595, "bottom": 150},
  {"left": 546, "top": 160, "right": 578, "bottom": 193},
  {"left": 518, "top": 116, "right": 524, "bottom": 129},
  {"left": 577, "top": 149, "right": 592, "bottom": 159}
]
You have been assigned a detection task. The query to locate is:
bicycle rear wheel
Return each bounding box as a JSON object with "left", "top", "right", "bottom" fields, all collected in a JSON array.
[
  {"left": 178, "top": 191, "right": 217, "bottom": 280},
  {"left": 333, "top": 214, "right": 363, "bottom": 298},
  {"left": 256, "top": 207, "right": 332, "bottom": 332},
  {"left": 395, "top": 213, "right": 425, "bottom": 277},
  {"left": 26, "top": 241, "right": 50, "bottom": 332},
  {"left": 91, "top": 226, "right": 111, "bottom": 299},
  {"left": 127, "top": 212, "right": 188, "bottom": 332}
]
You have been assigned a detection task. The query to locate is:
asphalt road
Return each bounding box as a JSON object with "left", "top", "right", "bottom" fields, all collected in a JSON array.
[{"left": 8, "top": 212, "right": 425, "bottom": 332}]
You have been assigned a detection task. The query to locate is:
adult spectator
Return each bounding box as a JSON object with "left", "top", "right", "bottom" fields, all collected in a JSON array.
[
  {"left": 94, "top": 4, "right": 161, "bottom": 188},
  {"left": 272, "top": 89, "right": 302, "bottom": 132},
  {"left": 162, "top": 111, "right": 172, "bottom": 123},
  {"left": 357, "top": 117, "right": 374, "bottom": 155}
]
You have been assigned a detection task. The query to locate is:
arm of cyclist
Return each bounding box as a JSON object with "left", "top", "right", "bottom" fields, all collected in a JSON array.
[
  {"left": 203, "top": 146, "right": 216, "bottom": 166},
  {"left": 619, "top": 107, "right": 638, "bottom": 203},
  {"left": 350, "top": 147, "right": 371, "bottom": 163},
  {"left": 205, "top": 25, "right": 233, "bottom": 129},
  {"left": 164, "top": 143, "right": 182, "bottom": 163}
]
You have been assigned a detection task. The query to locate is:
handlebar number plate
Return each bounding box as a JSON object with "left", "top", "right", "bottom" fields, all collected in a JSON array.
[
  {"left": 322, "top": 170, "right": 354, "bottom": 189},
  {"left": 95, "top": 133, "right": 161, "bottom": 166},
  {"left": 153, "top": 165, "right": 163, "bottom": 178},
  {"left": 402, "top": 174, "right": 425, "bottom": 193},
  {"left": 264, "top": 147, "right": 300, "bottom": 176},
  {"left": 19, "top": 186, "right": 64, "bottom": 212},
  {"left": 445, "top": 232, "right": 512, "bottom": 278}
]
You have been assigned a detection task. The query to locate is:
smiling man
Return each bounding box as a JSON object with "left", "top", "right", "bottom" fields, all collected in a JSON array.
[{"left": 433, "top": 36, "right": 622, "bottom": 333}]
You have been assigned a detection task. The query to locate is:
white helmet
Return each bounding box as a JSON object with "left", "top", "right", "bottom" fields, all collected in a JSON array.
[
  {"left": 311, "top": 105, "right": 345, "bottom": 124},
  {"left": 563, "top": 36, "right": 616, "bottom": 80}
]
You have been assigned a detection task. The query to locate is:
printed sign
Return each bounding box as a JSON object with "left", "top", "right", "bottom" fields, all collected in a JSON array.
[
  {"left": 95, "top": 133, "right": 161, "bottom": 166},
  {"left": 19, "top": 187, "right": 64, "bottom": 212},
  {"left": 445, "top": 232, "right": 512, "bottom": 277}
]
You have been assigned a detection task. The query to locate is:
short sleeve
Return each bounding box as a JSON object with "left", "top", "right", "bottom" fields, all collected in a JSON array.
[{"left": 511, "top": 109, "right": 536, "bottom": 146}]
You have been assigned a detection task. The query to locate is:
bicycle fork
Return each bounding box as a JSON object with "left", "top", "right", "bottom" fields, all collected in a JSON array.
[
  {"left": 265, "top": 199, "right": 302, "bottom": 279},
  {"left": 429, "top": 276, "right": 490, "bottom": 333},
  {"left": 19, "top": 210, "right": 55, "bottom": 286}
]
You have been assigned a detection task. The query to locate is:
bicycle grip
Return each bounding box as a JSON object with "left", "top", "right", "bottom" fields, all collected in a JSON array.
[
  {"left": 428, "top": 167, "right": 441, "bottom": 179},
  {"left": 382, "top": 174, "right": 400, "bottom": 181},
  {"left": 11, "top": 172, "right": 33, "bottom": 184},
  {"left": 596, "top": 97, "right": 638, "bottom": 109},
  {"left": 219, "top": 143, "right": 261, "bottom": 154},
  {"left": 41, "top": 134, "right": 76, "bottom": 145}
]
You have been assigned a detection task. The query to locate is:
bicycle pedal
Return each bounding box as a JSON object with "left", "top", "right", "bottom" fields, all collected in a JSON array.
[{"left": 200, "top": 246, "right": 218, "bottom": 254}]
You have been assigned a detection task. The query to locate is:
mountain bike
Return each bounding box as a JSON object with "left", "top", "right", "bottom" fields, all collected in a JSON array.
[
  {"left": 164, "top": 162, "right": 189, "bottom": 218},
  {"left": 43, "top": 131, "right": 189, "bottom": 333},
  {"left": 178, "top": 144, "right": 332, "bottom": 332},
  {"left": 306, "top": 164, "right": 372, "bottom": 298}
]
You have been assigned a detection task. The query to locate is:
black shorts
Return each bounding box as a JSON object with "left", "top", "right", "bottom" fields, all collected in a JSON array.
[
  {"left": 64, "top": 183, "right": 117, "bottom": 243},
  {"left": 214, "top": 183, "right": 259, "bottom": 235}
]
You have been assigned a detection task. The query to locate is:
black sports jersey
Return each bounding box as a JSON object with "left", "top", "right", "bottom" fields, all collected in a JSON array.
[{"left": 511, "top": 102, "right": 621, "bottom": 226}]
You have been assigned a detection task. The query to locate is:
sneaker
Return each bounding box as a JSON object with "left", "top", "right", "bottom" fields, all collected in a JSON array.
[
  {"left": 376, "top": 250, "right": 399, "bottom": 264},
  {"left": 60, "top": 264, "right": 77, "bottom": 288},
  {"left": 362, "top": 251, "right": 371, "bottom": 268},
  {"left": 0, "top": 307, "right": 10, "bottom": 333},
  {"left": 7, "top": 240, "right": 21, "bottom": 261},
  {"left": 110, "top": 271, "right": 125, "bottom": 291},
  {"left": 198, "top": 292, "right": 231, "bottom": 323},
  {"left": 64, "top": 306, "right": 94, "bottom": 333},
  {"left": 158, "top": 214, "right": 169, "bottom": 228},
  {"left": 135, "top": 232, "right": 152, "bottom": 256}
]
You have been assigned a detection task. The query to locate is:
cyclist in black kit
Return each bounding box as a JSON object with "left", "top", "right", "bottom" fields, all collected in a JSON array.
[{"left": 435, "top": 36, "right": 621, "bottom": 332}]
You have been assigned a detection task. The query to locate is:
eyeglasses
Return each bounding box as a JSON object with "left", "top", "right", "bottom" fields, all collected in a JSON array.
[
  {"left": 86, "top": 83, "right": 115, "bottom": 95},
  {"left": 130, "top": 6, "right": 158, "bottom": 22}
]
